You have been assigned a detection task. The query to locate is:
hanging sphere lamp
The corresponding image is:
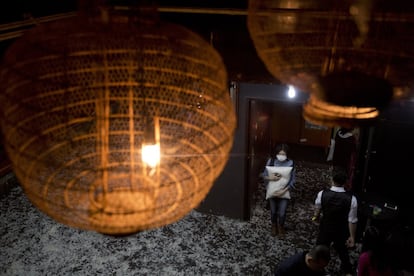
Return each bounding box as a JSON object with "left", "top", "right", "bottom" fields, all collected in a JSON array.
[
  {"left": 0, "top": 4, "right": 236, "bottom": 235},
  {"left": 247, "top": 0, "right": 414, "bottom": 126}
]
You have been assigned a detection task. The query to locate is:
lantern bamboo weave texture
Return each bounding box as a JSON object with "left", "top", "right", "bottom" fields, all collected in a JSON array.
[
  {"left": 247, "top": 0, "right": 414, "bottom": 126},
  {"left": 0, "top": 9, "right": 236, "bottom": 235}
]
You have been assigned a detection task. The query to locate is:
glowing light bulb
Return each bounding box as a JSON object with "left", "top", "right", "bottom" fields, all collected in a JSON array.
[
  {"left": 287, "top": 85, "right": 296, "bottom": 98},
  {"left": 142, "top": 116, "right": 160, "bottom": 168},
  {"left": 142, "top": 143, "right": 160, "bottom": 168}
]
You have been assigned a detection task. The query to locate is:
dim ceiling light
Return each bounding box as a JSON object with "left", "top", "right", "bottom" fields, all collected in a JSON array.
[{"left": 0, "top": 2, "right": 236, "bottom": 235}]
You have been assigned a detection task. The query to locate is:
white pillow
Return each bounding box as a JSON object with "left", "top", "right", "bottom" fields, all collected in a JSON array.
[{"left": 265, "top": 166, "right": 293, "bottom": 199}]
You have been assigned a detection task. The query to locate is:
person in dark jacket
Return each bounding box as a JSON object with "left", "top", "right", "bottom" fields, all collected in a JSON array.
[
  {"left": 274, "top": 244, "right": 331, "bottom": 276},
  {"left": 330, "top": 127, "right": 358, "bottom": 190},
  {"left": 313, "top": 168, "right": 358, "bottom": 276}
]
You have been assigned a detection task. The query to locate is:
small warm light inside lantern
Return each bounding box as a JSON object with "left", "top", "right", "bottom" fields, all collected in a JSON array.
[
  {"left": 142, "top": 116, "right": 160, "bottom": 168},
  {"left": 142, "top": 143, "right": 160, "bottom": 168}
]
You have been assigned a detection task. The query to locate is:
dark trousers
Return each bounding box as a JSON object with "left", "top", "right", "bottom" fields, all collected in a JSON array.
[{"left": 316, "top": 230, "right": 352, "bottom": 274}]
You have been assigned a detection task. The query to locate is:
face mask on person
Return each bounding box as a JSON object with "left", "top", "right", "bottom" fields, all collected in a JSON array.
[{"left": 276, "top": 154, "right": 287, "bottom": 162}]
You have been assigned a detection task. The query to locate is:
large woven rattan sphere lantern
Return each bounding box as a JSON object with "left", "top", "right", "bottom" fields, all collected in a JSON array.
[
  {"left": 0, "top": 5, "right": 236, "bottom": 235},
  {"left": 248, "top": 0, "right": 414, "bottom": 127}
]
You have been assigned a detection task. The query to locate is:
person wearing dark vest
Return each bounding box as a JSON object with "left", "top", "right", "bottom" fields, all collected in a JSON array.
[{"left": 312, "top": 168, "right": 358, "bottom": 276}]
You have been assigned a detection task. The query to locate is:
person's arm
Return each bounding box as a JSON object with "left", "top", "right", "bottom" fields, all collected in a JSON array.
[
  {"left": 312, "top": 208, "right": 321, "bottom": 222},
  {"left": 263, "top": 158, "right": 283, "bottom": 181},
  {"left": 287, "top": 161, "right": 295, "bottom": 189},
  {"left": 347, "top": 222, "right": 357, "bottom": 248},
  {"left": 347, "top": 195, "right": 358, "bottom": 247},
  {"left": 264, "top": 173, "right": 282, "bottom": 181},
  {"left": 312, "top": 191, "right": 323, "bottom": 221},
  {"left": 262, "top": 158, "right": 271, "bottom": 181}
]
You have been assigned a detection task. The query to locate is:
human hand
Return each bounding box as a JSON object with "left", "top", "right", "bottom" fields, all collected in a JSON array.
[
  {"left": 271, "top": 173, "right": 282, "bottom": 181},
  {"left": 346, "top": 237, "right": 355, "bottom": 248}
]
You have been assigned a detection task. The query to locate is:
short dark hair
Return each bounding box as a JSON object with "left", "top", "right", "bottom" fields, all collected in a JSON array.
[
  {"left": 274, "top": 143, "right": 290, "bottom": 155},
  {"left": 332, "top": 168, "right": 348, "bottom": 186},
  {"left": 339, "top": 127, "right": 353, "bottom": 133},
  {"left": 308, "top": 245, "right": 331, "bottom": 263}
]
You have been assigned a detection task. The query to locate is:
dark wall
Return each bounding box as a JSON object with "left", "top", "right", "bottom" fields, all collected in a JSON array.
[
  {"left": 363, "top": 100, "right": 414, "bottom": 227},
  {"left": 160, "top": 11, "right": 278, "bottom": 84},
  {"left": 0, "top": 1, "right": 276, "bottom": 85}
]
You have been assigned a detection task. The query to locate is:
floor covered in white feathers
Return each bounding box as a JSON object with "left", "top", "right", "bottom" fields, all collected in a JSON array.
[{"left": 1, "top": 161, "right": 360, "bottom": 275}]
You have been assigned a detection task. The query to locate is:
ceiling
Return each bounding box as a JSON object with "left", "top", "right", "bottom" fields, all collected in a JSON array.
[
  {"left": 0, "top": 0, "right": 247, "bottom": 21},
  {"left": 0, "top": 0, "right": 278, "bottom": 83},
  {"left": 2, "top": 1, "right": 414, "bottom": 91}
]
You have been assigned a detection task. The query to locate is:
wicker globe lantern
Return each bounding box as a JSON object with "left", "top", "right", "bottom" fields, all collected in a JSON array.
[
  {"left": 247, "top": 0, "right": 414, "bottom": 126},
  {"left": 0, "top": 5, "right": 236, "bottom": 235}
]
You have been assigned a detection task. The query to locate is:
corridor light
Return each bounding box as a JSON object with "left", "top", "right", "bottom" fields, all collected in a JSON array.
[{"left": 287, "top": 85, "right": 296, "bottom": 98}]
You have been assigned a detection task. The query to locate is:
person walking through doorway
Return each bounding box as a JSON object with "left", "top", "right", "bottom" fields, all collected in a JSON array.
[{"left": 263, "top": 143, "right": 295, "bottom": 237}]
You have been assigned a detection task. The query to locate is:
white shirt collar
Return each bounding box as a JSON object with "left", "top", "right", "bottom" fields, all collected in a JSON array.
[{"left": 331, "top": 186, "right": 346, "bottom": 192}]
